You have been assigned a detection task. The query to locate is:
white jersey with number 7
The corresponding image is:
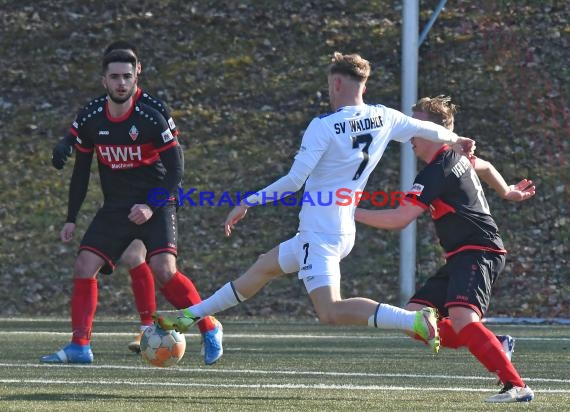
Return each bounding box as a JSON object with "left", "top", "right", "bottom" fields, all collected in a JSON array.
[{"left": 295, "top": 104, "right": 458, "bottom": 235}]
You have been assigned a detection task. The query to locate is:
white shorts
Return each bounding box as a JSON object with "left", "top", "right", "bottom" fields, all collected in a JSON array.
[{"left": 278, "top": 231, "right": 355, "bottom": 293}]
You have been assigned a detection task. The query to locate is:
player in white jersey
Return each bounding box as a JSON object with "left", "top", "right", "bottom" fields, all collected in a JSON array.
[
  {"left": 155, "top": 52, "right": 474, "bottom": 353},
  {"left": 296, "top": 103, "right": 460, "bottom": 236}
]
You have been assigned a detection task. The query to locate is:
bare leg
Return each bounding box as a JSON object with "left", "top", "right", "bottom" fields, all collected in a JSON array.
[
  {"left": 308, "top": 285, "right": 378, "bottom": 325},
  {"left": 148, "top": 252, "right": 177, "bottom": 288},
  {"left": 233, "top": 246, "right": 285, "bottom": 298},
  {"left": 119, "top": 239, "right": 147, "bottom": 268}
]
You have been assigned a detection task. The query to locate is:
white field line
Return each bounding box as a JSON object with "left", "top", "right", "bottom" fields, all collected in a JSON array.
[
  {"left": 1, "top": 326, "right": 568, "bottom": 391},
  {"left": 0, "top": 331, "right": 569, "bottom": 341},
  {"left": 0, "top": 378, "right": 569, "bottom": 394},
  {"left": 0, "top": 362, "right": 568, "bottom": 385},
  {"left": 1, "top": 316, "right": 569, "bottom": 324}
]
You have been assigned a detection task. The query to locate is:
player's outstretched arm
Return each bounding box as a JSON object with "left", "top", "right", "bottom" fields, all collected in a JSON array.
[
  {"left": 473, "top": 158, "right": 536, "bottom": 202},
  {"left": 453, "top": 136, "right": 476, "bottom": 157},
  {"left": 406, "top": 115, "right": 476, "bottom": 157},
  {"left": 503, "top": 179, "right": 536, "bottom": 201},
  {"left": 355, "top": 203, "right": 424, "bottom": 230},
  {"left": 224, "top": 204, "right": 249, "bottom": 237},
  {"left": 225, "top": 154, "right": 315, "bottom": 236}
]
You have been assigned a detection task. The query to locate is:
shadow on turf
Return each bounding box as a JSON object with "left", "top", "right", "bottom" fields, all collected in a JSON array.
[
  {"left": 1, "top": 393, "right": 176, "bottom": 402},
  {"left": 2, "top": 393, "right": 353, "bottom": 406}
]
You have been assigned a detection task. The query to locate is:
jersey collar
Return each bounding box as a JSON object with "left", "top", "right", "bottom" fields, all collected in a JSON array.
[
  {"left": 105, "top": 96, "right": 136, "bottom": 123},
  {"left": 429, "top": 144, "right": 451, "bottom": 163},
  {"left": 134, "top": 87, "right": 143, "bottom": 101}
]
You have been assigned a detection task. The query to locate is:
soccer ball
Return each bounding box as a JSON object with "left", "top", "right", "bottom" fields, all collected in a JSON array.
[{"left": 140, "top": 324, "right": 186, "bottom": 367}]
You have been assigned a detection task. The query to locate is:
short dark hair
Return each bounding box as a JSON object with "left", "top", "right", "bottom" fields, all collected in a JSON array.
[
  {"left": 104, "top": 40, "right": 138, "bottom": 58},
  {"left": 101, "top": 49, "right": 137, "bottom": 72}
]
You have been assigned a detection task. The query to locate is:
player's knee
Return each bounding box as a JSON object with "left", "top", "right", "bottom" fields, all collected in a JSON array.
[
  {"left": 405, "top": 302, "right": 425, "bottom": 311},
  {"left": 73, "top": 253, "right": 101, "bottom": 279},
  {"left": 120, "top": 241, "right": 147, "bottom": 268},
  {"left": 148, "top": 263, "right": 175, "bottom": 286},
  {"left": 315, "top": 311, "right": 343, "bottom": 325},
  {"left": 251, "top": 253, "right": 283, "bottom": 279},
  {"left": 313, "top": 304, "right": 343, "bottom": 325},
  {"left": 448, "top": 309, "right": 480, "bottom": 333},
  {"left": 120, "top": 250, "right": 145, "bottom": 268},
  {"left": 316, "top": 312, "right": 333, "bottom": 325}
]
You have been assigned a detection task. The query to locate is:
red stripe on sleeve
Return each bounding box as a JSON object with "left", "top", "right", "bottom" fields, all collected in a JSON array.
[{"left": 154, "top": 140, "right": 178, "bottom": 154}]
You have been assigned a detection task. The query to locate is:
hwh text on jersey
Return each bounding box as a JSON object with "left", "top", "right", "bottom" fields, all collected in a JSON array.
[{"left": 97, "top": 145, "right": 142, "bottom": 169}]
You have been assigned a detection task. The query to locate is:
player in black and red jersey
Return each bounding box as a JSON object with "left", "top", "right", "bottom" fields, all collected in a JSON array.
[
  {"left": 51, "top": 41, "right": 222, "bottom": 364},
  {"left": 355, "top": 96, "right": 535, "bottom": 403},
  {"left": 41, "top": 49, "right": 222, "bottom": 365},
  {"left": 51, "top": 41, "right": 177, "bottom": 172}
]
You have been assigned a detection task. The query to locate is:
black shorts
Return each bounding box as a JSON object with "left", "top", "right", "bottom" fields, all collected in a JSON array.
[
  {"left": 80, "top": 204, "right": 178, "bottom": 274},
  {"left": 409, "top": 250, "right": 506, "bottom": 318}
]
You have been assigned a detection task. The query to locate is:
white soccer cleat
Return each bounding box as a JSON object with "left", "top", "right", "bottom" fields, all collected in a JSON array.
[{"left": 486, "top": 382, "right": 534, "bottom": 403}]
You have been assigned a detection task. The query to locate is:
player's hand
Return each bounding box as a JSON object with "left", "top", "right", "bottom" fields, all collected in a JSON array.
[
  {"left": 224, "top": 204, "right": 249, "bottom": 237},
  {"left": 60, "top": 222, "right": 76, "bottom": 243},
  {"left": 503, "top": 179, "right": 536, "bottom": 202},
  {"left": 52, "top": 138, "right": 73, "bottom": 170},
  {"left": 129, "top": 204, "right": 154, "bottom": 225},
  {"left": 453, "top": 136, "right": 476, "bottom": 157}
]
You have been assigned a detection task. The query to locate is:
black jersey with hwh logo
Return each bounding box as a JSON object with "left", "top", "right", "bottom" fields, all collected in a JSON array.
[
  {"left": 68, "top": 88, "right": 178, "bottom": 136},
  {"left": 70, "top": 98, "right": 178, "bottom": 208},
  {"left": 405, "top": 146, "right": 505, "bottom": 257}
]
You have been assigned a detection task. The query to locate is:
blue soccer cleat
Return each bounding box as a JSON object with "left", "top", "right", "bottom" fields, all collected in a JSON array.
[
  {"left": 40, "top": 342, "right": 93, "bottom": 364},
  {"left": 201, "top": 317, "right": 223, "bottom": 365},
  {"left": 153, "top": 311, "right": 224, "bottom": 364}
]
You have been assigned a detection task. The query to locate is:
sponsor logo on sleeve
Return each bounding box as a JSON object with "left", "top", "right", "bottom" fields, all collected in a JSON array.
[
  {"left": 409, "top": 183, "right": 424, "bottom": 195},
  {"left": 161, "top": 129, "right": 174, "bottom": 143},
  {"left": 168, "top": 117, "right": 176, "bottom": 130}
]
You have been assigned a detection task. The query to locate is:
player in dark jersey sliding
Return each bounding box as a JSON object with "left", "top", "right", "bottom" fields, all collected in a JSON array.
[
  {"left": 355, "top": 96, "right": 535, "bottom": 403},
  {"left": 41, "top": 49, "right": 222, "bottom": 365}
]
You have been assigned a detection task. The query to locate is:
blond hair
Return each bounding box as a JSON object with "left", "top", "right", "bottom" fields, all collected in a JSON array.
[
  {"left": 328, "top": 52, "right": 371, "bottom": 82},
  {"left": 412, "top": 95, "right": 457, "bottom": 131}
]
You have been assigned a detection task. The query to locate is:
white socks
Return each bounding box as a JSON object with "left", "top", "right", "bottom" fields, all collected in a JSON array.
[
  {"left": 189, "top": 282, "right": 246, "bottom": 318},
  {"left": 368, "top": 303, "right": 416, "bottom": 332}
]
